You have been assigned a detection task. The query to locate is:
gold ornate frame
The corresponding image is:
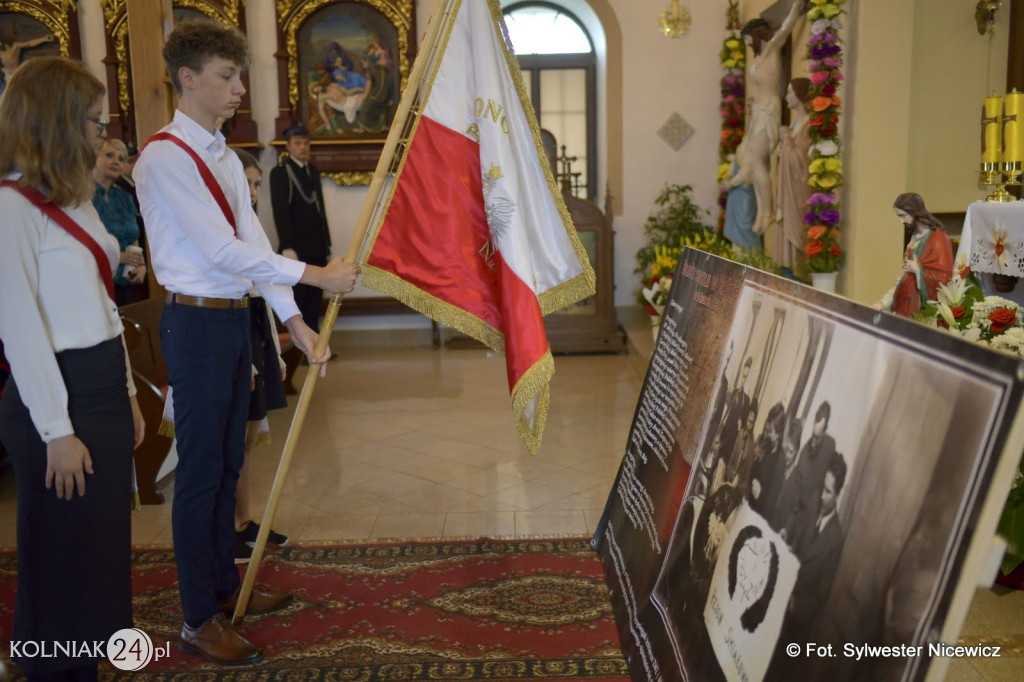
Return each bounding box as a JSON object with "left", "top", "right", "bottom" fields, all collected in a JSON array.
[
  {"left": 100, "top": 0, "right": 256, "bottom": 145},
  {"left": 273, "top": 0, "right": 416, "bottom": 186},
  {"left": 0, "top": 0, "right": 81, "bottom": 58}
]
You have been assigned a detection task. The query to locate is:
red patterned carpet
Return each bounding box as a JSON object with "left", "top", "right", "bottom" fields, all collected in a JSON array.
[{"left": 0, "top": 538, "right": 629, "bottom": 681}]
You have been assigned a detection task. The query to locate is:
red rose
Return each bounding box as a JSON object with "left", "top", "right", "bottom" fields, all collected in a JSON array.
[
  {"left": 989, "top": 307, "right": 1017, "bottom": 333},
  {"left": 821, "top": 84, "right": 837, "bottom": 97},
  {"left": 809, "top": 114, "right": 826, "bottom": 126},
  {"left": 937, "top": 319, "right": 950, "bottom": 329},
  {"left": 950, "top": 305, "right": 965, "bottom": 319},
  {"left": 805, "top": 240, "right": 824, "bottom": 257},
  {"left": 819, "top": 125, "right": 838, "bottom": 137},
  {"left": 829, "top": 243, "right": 842, "bottom": 257}
]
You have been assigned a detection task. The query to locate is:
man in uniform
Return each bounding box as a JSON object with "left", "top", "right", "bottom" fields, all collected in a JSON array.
[{"left": 270, "top": 125, "right": 333, "bottom": 333}]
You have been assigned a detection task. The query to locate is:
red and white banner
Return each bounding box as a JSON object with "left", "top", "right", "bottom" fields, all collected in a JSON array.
[{"left": 360, "top": 0, "right": 595, "bottom": 454}]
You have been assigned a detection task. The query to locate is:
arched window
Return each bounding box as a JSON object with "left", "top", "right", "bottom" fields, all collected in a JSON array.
[{"left": 504, "top": 3, "right": 597, "bottom": 200}]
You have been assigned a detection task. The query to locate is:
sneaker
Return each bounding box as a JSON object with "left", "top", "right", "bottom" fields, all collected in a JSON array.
[
  {"left": 233, "top": 537, "right": 252, "bottom": 564},
  {"left": 238, "top": 520, "right": 289, "bottom": 547}
]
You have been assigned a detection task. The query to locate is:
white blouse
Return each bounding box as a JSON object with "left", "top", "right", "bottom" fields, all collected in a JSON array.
[
  {"left": 135, "top": 110, "right": 305, "bottom": 323},
  {"left": 0, "top": 177, "right": 136, "bottom": 442}
]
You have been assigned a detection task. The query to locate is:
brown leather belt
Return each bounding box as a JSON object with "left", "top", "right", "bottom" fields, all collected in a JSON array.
[{"left": 166, "top": 293, "right": 249, "bottom": 309}]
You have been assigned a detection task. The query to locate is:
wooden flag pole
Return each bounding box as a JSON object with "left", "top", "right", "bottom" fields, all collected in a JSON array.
[{"left": 233, "top": 0, "right": 456, "bottom": 625}]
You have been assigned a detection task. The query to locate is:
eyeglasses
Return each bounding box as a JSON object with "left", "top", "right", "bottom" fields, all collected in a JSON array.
[{"left": 87, "top": 117, "right": 109, "bottom": 136}]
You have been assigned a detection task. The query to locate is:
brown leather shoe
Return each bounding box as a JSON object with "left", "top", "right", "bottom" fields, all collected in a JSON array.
[
  {"left": 178, "top": 613, "right": 263, "bottom": 665},
  {"left": 219, "top": 584, "right": 294, "bottom": 617}
]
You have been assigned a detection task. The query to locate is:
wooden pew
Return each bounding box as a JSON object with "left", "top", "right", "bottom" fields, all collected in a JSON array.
[{"left": 119, "top": 297, "right": 172, "bottom": 505}]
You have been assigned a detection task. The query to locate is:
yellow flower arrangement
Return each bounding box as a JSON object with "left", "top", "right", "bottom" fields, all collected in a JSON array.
[{"left": 650, "top": 244, "right": 682, "bottom": 280}]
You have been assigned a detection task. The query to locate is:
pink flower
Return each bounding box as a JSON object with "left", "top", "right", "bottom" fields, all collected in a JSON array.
[
  {"left": 823, "top": 57, "right": 842, "bottom": 68},
  {"left": 810, "top": 71, "right": 830, "bottom": 85}
]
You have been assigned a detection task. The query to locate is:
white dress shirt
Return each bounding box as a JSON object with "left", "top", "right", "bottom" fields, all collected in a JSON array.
[
  {"left": 135, "top": 110, "right": 305, "bottom": 322},
  {"left": 0, "top": 175, "right": 137, "bottom": 442}
]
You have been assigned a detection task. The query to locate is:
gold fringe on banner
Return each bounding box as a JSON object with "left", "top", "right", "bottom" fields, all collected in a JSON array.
[
  {"left": 511, "top": 350, "right": 555, "bottom": 455},
  {"left": 157, "top": 419, "right": 175, "bottom": 439},
  {"left": 361, "top": 265, "right": 505, "bottom": 353},
  {"left": 254, "top": 432, "right": 272, "bottom": 449}
]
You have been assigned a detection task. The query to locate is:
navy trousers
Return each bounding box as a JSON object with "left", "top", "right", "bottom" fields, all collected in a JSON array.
[{"left": 161, "top": 302, "right": 250, "bottom": 626}]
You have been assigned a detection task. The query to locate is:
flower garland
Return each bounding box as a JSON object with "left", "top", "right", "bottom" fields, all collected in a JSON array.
[
  {"left": 717, "top": 1, "right": 745, "bottom": 232},
  {"left": 803, "top": 0, "right": 847, "bottom": 273}
]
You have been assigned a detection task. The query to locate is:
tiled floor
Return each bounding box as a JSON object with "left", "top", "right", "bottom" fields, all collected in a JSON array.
[{"left": 0, "top": 312, "right": 1020, "bottom": 679}]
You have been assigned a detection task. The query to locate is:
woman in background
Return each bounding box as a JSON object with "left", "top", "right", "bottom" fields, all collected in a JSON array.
[
  {"left": 92, "top": 137, "right": 146, "bottom": 305},
  {"left": 232, "top": 148, "right": 291, "bottom": 559},
  {"left": 0, "top": 57, "right": 143, "bottom": 681}
]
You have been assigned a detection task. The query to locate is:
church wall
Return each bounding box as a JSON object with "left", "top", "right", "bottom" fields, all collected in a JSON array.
[
  {"left": 906, "top": 0, "right": 1010, "bottom": 212},
  {"left": 841, "top": 0, "right": 917, "bottom": 304},
  {"left": 610, "top": 0, "right": 723, "bottom": 306}
]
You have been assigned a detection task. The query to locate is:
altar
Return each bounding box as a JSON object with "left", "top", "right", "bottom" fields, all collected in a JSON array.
[{"left": 954, "top": 200, "right": 1024, "bottom": 302}]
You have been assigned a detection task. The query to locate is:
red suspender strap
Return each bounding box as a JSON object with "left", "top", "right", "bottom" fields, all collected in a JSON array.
[
  {"left": 145, "top": 132, "right": 237, "bottom": 235},
  {"left": 0, "top": 181, "right": 116, "bottom": 302}
]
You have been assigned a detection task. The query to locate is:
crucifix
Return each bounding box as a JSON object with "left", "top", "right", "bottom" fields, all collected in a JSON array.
[{"left": 556, "top": 144, "right": 582, "bottom": 197}]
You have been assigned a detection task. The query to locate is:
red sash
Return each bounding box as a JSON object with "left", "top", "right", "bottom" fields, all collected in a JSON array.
[
  {"left": 146, "top": 132, "right": 237, "bottom": 235},
  {"left": 1, "top": 181, "right": 116, "bottom": 302}
]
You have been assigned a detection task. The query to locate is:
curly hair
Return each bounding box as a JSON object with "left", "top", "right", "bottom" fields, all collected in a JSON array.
[
  {"left": 0, "top": 57, "right": 104, "bottom": 206},
  {"left": 163, "top": 20, "right": 249, "bottom": 95}
]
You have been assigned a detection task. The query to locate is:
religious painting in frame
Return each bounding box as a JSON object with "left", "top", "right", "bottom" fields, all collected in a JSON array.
[
  {"left": 100, "top": 0, "right": 257, "bottom": 145},
  {"left": 0, "top": 0, "right": 82, "bottom": 96},
  {"left": 274, "top": 0, "right": 416, "bottom": 186}
]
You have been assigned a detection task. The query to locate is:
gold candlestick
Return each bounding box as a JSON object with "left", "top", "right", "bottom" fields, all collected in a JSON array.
[
  {"left": 982, "top": 161, "right": 1015, "bottom": 202},
  {"left": 1002, "top": 160, "right": 1023, "bottom": 188}
]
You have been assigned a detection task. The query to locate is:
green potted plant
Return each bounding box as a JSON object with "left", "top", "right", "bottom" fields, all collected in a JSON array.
[{"left": 635, "top": 184, "right": 713, "bottom": 306}]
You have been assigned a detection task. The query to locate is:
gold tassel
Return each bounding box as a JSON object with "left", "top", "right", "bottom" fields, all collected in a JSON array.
[
  {"left": 254, "top": 432, "right": 272, "bottom": 448},
  {"left": 157, "top": 419, "right": 175, "bottom": 438}
]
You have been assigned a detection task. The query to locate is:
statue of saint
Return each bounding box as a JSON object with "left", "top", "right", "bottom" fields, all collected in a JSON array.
[
  {"left": 873, "top": 193, "right": 954, "bottom": 317},
  {"left": 774, "top": 77, "right": 813, "bottom": 268},
  {"left": 736, "top": 1, "right": 804, "bottom": 236},
  {"left": 0, "top": 33, "right": 57, "bottom": 98}
]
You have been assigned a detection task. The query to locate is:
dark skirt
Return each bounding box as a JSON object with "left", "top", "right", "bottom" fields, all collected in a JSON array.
[
  {"left": 247, "top": 296, "right": 288, "bottom": 422},
  {"left": 0, "top": 337, "right": 133, "bottom": 675}
]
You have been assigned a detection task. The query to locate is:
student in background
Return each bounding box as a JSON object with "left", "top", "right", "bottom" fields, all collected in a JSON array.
[
  {"left": 232, "top": 147, "right": 290, "bottom": 562},
  {"left": 0, "top": 56, "right": 144, "bottom": 682}
]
